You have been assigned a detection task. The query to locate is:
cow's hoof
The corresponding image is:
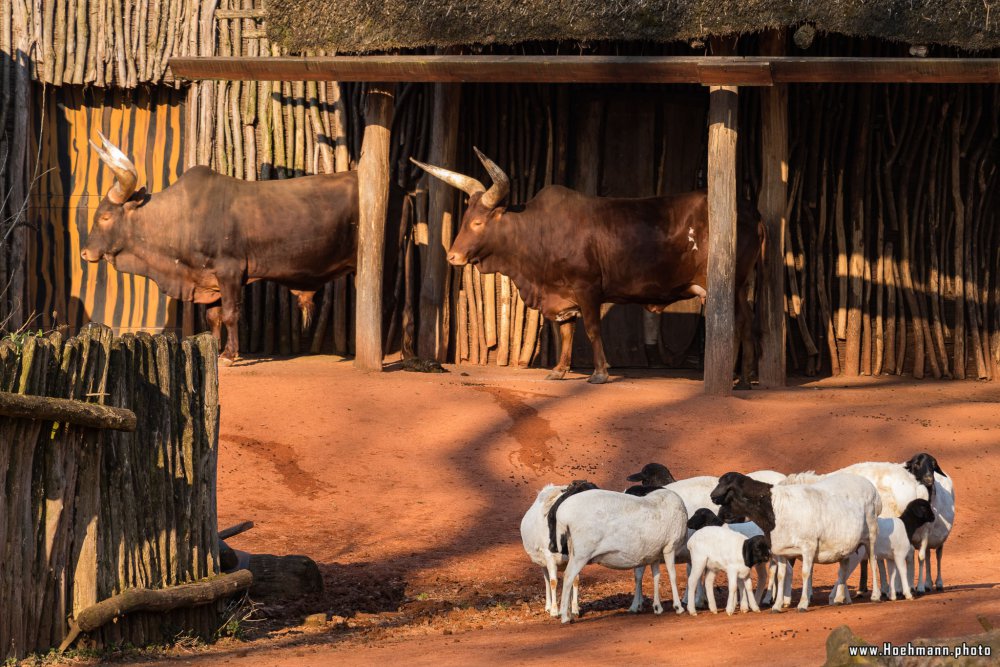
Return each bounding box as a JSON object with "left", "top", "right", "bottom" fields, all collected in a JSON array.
[
  {"left": 545, "top": 369, "right": 568, "bottom": 380},
  {"left": 734, "top": 380, "right": 752, "bottom": 391},
  {"left": 219, "top": 356, "right": 235, "bottom": 367},
  {"left": 796, "top": 607, "right": 809, "bottom": 613},
  {"left": 587, "top": 373, "right": 609, "bottom": 385},
  {"left": 770, "top": 608, "right": 783, "bottom": 614},
  {"left": 935, "top": 584, "right": 944, "bottom": 591}
]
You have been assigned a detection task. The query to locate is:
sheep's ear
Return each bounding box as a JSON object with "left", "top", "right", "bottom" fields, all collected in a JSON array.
[
  {"left": 742, "top": 540, "right": 754, "bottom": 568},
  {"left": 932, "top": 460, "right": 946, "bottom": 476}
]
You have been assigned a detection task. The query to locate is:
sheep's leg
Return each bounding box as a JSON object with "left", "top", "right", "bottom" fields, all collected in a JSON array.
[
  {"left": 559, "top": 558, "right": 586, "bottom": 624},
  {"left": 894, "top": 553, "right": 913, "bottom": 600},
  {"left": 763, "top": 560, "right": 776, "bottom": 606},
  {"left": 832, "top": 559, "right": 850, "bottom": 605},
  {"left": 915, "top": 534, "right": 930, "bottom": 593},
  {"left": 629, "top": 566, "right": 645, "bottom": 613},
  {"left": 664, "top": 549, "right": 683, "bottom": 614},
  {"left": 797, "top": 552, "right": 814, "bottom": 612},
  {"left": 934, "top": 546, "right": 944, "bottom": 590},
  {"left": 746, "top": 575, "right": 761, "bottom": 612},
  {"left": 877, "top": 557, "right": 888, "bottom": 592},
  {"left": 885, "top": 559, "right": 898, "bottom": 600},
  {"left": 705, "top": 570, "right": 720, "bottom": 614},
  {"left": 651, "top": 563, "right": 664, "bottom": 615},
  {"left": 686, "top": 557, "right": 706, "bottom": 616},
  {"left": 867, "top": 520, "right": 882, "bottom": 602},
  {"left": 781, "top": 558, "right": 794, "bottom": 608},
  {"left": 725, "top": 568, "right": 739, "bottom": 616},
  {"left": 542, "top": 569, "right": 554, "bottom": 615},
  {"left": 772, "top": 558, "right": 787, "bottom": 612},
  {"left": 572, "top": 575, "right": 580, "bottom": 616}
]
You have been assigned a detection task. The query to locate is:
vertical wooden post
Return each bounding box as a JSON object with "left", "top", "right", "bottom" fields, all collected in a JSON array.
[
  {"left": 418, "top": 81, "right": 460, "bottom": 362},
  {"left": 705, "top": 84, "right": 739, "bottom": 396},
  {"left": 757, "top": 30, "right": 788, "bottom": 387},
  {"left": 354, "top": 83, "right": 394, "bottom": 371}
]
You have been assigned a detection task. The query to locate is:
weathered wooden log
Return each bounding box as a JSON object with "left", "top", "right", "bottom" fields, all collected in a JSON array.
[
  {"left": 705, "top": 83, "right": 738, "bottom": 396},
  {"left": 218, "top": 521, "right": 255, "bottom": 540},
  {"left": 58, "top": 570, "right": 253, "bottom": 653},
  {"left": 757, "top": 29, "right": 788, "bottom": 387},
  {"left": 355, "top": 83, "right": 395, "bottom": 371},
  {"left": 0, "top": 390, "right": 136, "bottom": 431}
]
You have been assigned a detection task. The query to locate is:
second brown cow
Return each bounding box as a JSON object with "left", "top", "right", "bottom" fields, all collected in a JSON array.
[{"left": 413, "top": 148, "right": 765, "bottom": 386}]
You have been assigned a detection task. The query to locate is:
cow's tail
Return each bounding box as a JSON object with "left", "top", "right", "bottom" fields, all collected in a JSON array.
[{"left": 752, "top": 218, "right": 767, "bottom": 366}]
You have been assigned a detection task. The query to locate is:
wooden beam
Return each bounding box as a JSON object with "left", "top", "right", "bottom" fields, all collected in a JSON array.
[
  {"left": 757, "top": 31, "right": 788, "bottom": 388},
  {"left": 58, "top": 570, "right": 253, "bottom": 652},
  {"left": 418, "top": 82, "right": 461, "bottom": 362},
  {"left": 169, "top": 55, "right": 1000, "bottom": 84},
  {"left": 0, "top": 391, "right": 137, "bottom": 431},
  {"left": 705, "top": 84, "right": 739, "bottom": 396},
  {"left": 354, "top": 84, "right": 395, "bottom": 372}
]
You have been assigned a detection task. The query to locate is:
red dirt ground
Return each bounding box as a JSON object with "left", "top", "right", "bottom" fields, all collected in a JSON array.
[{"left": 124, "top": 357, "right": 998, "bottom": 666}]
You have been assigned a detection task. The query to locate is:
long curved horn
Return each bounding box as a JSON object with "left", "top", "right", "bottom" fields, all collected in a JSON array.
[
  {"left": 90, "top": 132, "right": 138, "bottom": 204},
  {"left": 473, "top": 147, "right": 510, "bottom": 209},
  {"left": 409, "top": 157, "right": 486, "bottom": 197}
]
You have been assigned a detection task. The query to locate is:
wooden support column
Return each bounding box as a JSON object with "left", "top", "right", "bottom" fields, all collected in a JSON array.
[
  {"left": 418, "top": 82, "right": 461, "bottom": 361},
  {"left": 705, "top": 83, "right": 739, "bottom": 396},
  {"left": 354, "top": 83, "right": 394, "bottom": 371},
  {"left": 757, "top": 30, "right": 788, "bottom": 387}
]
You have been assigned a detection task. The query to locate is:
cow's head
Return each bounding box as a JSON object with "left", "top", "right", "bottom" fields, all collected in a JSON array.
[
  {"left": 81, "top": 133, "right": 141, "bottom": 265},
  {"left": 410, "top": 148, "right": 510, "bottom": 266}
]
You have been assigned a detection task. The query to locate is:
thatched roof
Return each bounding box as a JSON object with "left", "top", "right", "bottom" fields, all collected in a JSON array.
[{"left": 265, "top": 1, "right": 1000, "bottom": 54}]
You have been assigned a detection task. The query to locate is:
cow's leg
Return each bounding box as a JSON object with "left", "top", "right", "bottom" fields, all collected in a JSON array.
[
  {"left": 734, "top": 284, "right": 755, "bottom": 390},
  {"left": 219, "top": 280, "right": 244, "bottom": 365},
  {"left": 290, "top": 289, "right": 317, "bottom": 331},
  {"left": 205, "top": 304, "right": 224, "bottom": 345},
  {"left": 578, "top": 297, "right": 609, "bottom": 384},
  {"left": 546, "top": 320, "right": 576, "bottom": 380}
]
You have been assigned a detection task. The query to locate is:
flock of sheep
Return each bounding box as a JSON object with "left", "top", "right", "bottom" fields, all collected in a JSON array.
[{"left": 520, "top": 454, "right": 955, "bottom": 623}]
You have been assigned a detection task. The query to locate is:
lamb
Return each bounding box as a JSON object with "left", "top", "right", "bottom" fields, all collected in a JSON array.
[
  {"left": 912, "top": 460, "right": 955, "bottom": 593},
  {"left": 833, "top": 498, "right": 936, "bottom": 602},
  {"left": 686, "top": 526, "right": 772, "bottom": 616},
  {"left": 520, "top": 484, "right": 582, "bottom": 617},
  {"left": 554, "top": 488, "right": 688, "bottom": 623},
  {"left": 711, "top": 471, "right": 881, "bottom": 611},
  {"left": 686, "top": 508, "right": 771, "bottom": 607}
]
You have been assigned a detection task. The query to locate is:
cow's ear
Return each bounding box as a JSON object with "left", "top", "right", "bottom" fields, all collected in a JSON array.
[{"left": 123, "top": 187, "right": 149, "bottom": 212}]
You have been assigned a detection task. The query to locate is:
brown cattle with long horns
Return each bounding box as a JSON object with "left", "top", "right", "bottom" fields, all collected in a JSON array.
[
  {"left": 412, "top": 149, "right": 765, "bottom": 385},
  {"left": 82, "top": 133, "right": 360, "bottom": 363}
]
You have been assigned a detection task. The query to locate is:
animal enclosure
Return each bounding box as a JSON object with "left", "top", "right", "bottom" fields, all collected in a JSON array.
[{"left": 0, "top": 325, "right": 242, "bottom": 660}]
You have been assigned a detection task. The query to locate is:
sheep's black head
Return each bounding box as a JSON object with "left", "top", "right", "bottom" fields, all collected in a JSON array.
[
  {"left": 904, "top": 452, "right": 945, "bottom": 488},
  {"left": 709, "top": 472, "right": 748, "bottom": 506},
  {"left": 687, "top": 507, "right": 724, "bottom": 531},
  {"left": 624, "top": 484, "right": 662, "bottom": 497},
  {"left": 904, "top": 498, "right": 936, "bottom": 525},
  {"left": 717, "top": 504, "right": 747, "bottom": 524},
  {"left": 711, "top": 472, "right": 775, "bottom": 533},
  {"left": 626, "top": 462, "right": 676, "bottom": 487},
  {"left": 742, "top": 535, "right": 771, "bottom": 568}
]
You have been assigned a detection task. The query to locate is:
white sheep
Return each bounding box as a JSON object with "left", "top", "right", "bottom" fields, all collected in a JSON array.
[
  {"left": 554, "top": 488, "right": 687, "bottom": 623},
  {"left": 686, "top": 526, "right": 772, "bottom": 616},
  {"left": 711, "top": 471, "right": 882, "bottom": 611},
  {"left": 913, "top": 464, "right": 955, "bottom": 593},
  {"left": 519, "top": 484, "right": 579, "bottom": 617},
  {"left": 624, "top": 464, "right": 786, "bottom": 609},
  {"left": 686, "top": 508, "right": 771, "bottom": 608},
  {"left": 835, "top": 452, "right": 943, "bottom": 592},
  {"left": 835, "top": 498, "right": 936, "bottom": 602}
]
